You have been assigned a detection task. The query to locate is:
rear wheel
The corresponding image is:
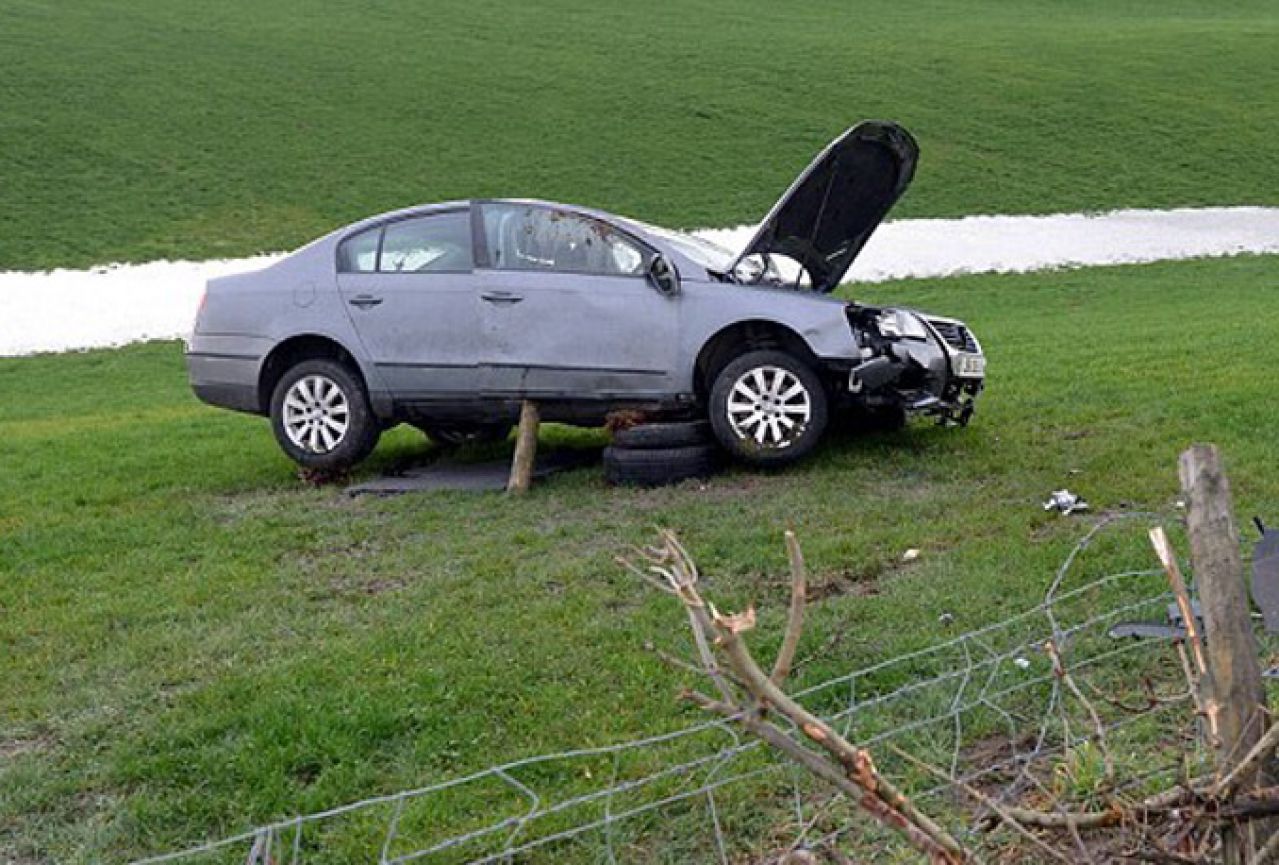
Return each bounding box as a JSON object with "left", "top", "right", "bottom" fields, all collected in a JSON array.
[
  {"left": 708, "top": 349, "right": 828, "bottom": 466},
  {"left": 270, "top": 359, "right": 380, "bottom": 470}
]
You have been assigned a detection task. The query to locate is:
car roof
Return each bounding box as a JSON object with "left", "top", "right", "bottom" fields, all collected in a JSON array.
[
  {"left": 337, "top": 198, "right": 635, "bottom": 231},
  {"left": 301, "top": 198, "right": 707, "bottom": 276}
]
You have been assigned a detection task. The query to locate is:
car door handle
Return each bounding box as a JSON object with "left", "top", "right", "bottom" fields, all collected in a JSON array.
[
  {"left": 481, "top": 291, "right": 524, "bottom": 305},
  {"left": 348, "top": 294, "right": 383, "bottom": 309}
]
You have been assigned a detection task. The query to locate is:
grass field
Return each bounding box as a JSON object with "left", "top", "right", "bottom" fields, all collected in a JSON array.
[
  {"left": 4, "top": 253, "right": 1279, "bottom": 862},
  {"left": 6, "top": 0, "right": 1279, "bottom": 859},
  {"left": 2, "top": 0, "right": 1278, "bottom": 270}
]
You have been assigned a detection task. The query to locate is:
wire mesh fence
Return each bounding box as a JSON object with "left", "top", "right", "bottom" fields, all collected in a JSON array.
[{"left": 134, "top": 512, "right": 1221, "bottom": 864}]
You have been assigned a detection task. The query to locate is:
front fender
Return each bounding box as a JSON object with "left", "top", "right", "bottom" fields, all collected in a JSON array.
[{"left": 677, "top": 281, "right": 860, "bottom": 388}]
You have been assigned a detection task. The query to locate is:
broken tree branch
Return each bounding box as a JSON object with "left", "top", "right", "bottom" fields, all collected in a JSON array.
[
  {"left": 1151, "top": 526, "right": 1220, "bottom": 748},
  {"left": 771, "top": 529, "right": 807, "bottom": 686},
  {"left": 685, "top": 690, "right": 965, "bottom": 863},
  {"left": 888, "top": 743, "right": 1074, "bottom": 865},
  {"left": 631, "top": 531, "right": 972, "bottom": 863},
  {"left": 1214, "top": 719, "right": 1279, "bottom": 801},
  {"left": 1150, "top": 527, "right": 1208, "bottom": 679},
  {"left": 1253, "top": 826, "right": 1279, "bottom": 865},
  {"left": 1046, "top": 638, "right": 1116, "bottom": 785}
]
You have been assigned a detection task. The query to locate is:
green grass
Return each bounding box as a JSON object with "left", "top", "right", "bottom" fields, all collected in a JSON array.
[
  {"left": 4, "top": 253, "right": 1279, "bottom": 862},
  {"left": 2, "top": 0, "right": 1278, "bottom": 270}
]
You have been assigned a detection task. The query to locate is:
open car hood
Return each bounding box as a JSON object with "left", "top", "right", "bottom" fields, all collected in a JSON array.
[{"left": 730, "top": 120, "right": 918, "bottom": 293}]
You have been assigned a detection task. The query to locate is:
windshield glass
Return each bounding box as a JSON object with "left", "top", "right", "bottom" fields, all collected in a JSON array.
[
  {"left": 630, "top": 221, "right": 738, "bottom": 274},
  {"left": 631, "top": 220, "right": 813, "bottom": 289}
]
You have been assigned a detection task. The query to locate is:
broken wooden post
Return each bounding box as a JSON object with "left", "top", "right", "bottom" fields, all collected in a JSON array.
[
  {"left": 1179, "top": 443, "right": 1273, "bottom": 863},
  {"left": 507, "top": 400, "right": 540, "bottom": 494}
]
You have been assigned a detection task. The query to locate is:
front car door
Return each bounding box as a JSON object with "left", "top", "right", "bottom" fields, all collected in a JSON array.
[
  {"left": 473, "top": 202, "right": 678, "bottom": 401},
  {"left": 335, "top": 207, "right": 480, "bottom": 400}
]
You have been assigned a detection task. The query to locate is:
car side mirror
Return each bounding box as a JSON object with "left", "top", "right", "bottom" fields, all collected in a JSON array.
[{"left": 647, "top": 254, "right": 681, "bottom": 297}]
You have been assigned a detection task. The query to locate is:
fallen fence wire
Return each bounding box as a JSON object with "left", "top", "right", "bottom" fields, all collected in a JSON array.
[{"left": 134, "top": 512, "right": 1217, "bottom": 864}]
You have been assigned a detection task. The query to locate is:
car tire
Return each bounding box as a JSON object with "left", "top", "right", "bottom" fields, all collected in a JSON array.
[
  {"left": 416, "top": 422, "right": 513, "bottom": 447},
  {"left": 611, "top": 420, "right": 713, "bottom": 450},
  {"left": 603, "top": 444, "right": 720, "bottom": 487},
  {"left": 708, "top": 349, "right": 828, "bottom": 466},
  {"left": 270, "top": 359, "right": 380, "bottom": 470}
]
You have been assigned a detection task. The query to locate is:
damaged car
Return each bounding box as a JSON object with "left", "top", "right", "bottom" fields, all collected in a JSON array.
[{"left": 186, "top": 120, "right": 985, "bottom": 470}]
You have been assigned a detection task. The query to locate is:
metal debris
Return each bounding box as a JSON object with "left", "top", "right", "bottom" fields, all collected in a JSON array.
[
  {"left": 1250, "top": 517, "right": 1279, "bottom": 634},
  {"left": 1108, "top": 600, "right": 1204, "bottom": 642},
  {"left": 1043, "top": 489, "right": 1090, "bottom": 515}
]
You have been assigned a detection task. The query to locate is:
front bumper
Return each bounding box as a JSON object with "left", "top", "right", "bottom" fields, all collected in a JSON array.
[{"left": 840, "top": 311, "right": 985, "bottom": 426}]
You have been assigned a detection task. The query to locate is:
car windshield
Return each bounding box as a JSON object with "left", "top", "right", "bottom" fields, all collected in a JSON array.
[{"left": 630, "top": 221, "right": 738, "bottom": 274}]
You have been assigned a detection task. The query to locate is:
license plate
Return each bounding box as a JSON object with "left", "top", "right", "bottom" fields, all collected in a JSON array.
[{"left": 952, "top": 353, "right": 986, "bottom": 378}]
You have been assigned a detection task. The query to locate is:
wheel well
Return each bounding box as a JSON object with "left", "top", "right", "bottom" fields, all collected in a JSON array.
[
  {"left": 693, "top": 321, "right": 820, "bottom": 398},
  {"left": 258, "top": 335, "right": 365, "bottom": 413}
]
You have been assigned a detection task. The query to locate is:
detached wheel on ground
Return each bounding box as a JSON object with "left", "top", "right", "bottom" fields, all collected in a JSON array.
[
  {"left": 611, "top": 419, "right": 713, "bottom": 450},
  {"left": 415, "top": 422, "right": 513, "bottom": 447},
  {"left": 603, "top": 444, "right": 720, "bottom": 487},
  {"left": 708, "top": 349, "right": 828, "bottom": 466},
  {"left": 269, "top": 359, "right": 380, "bottom": 470}
]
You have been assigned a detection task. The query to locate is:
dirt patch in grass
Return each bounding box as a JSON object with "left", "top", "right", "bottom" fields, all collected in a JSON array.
[
  {"left": 319, "top": 574, "right": 407, "bottom": 599},
  {"left": 808, "top": 567, "right": 887, "bottom": 601},
  {"left": 0, "top": 733, "right": 55, "bottom": 760}
]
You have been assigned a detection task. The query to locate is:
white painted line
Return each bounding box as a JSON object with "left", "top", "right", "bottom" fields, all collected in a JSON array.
[{"left": 3, "top": 206, "right": 1278, "bottom": 357}]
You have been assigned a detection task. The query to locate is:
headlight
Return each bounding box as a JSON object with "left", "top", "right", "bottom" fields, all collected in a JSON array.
[{"left": 876, "top": 309, "right": 929, "bottom": 341}]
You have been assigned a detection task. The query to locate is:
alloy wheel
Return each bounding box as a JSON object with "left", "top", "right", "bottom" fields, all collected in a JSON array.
[
  {"left": 282, "top": 374, "right": 350, "bottom": 454},
  {"left": 724, "top": 365, "right": 812, "bottom": 449}
]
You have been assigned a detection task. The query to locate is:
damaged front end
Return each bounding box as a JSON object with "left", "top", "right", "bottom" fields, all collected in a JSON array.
[{"left": 841, "top": 305, "right": 985, "bottom": 425}]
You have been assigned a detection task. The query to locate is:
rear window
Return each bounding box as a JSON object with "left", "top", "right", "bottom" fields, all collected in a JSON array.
[
  {"left": 337, "top": 227, "right": 379, "bottom": 272},
  {"left": 337, "top": 210, "right": 473, "bottom": 273}
]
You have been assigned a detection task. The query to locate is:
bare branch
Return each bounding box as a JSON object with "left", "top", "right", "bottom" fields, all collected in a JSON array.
[
  {"left": 614, "top": 555, "right": 678, "bottom": 595},
  {"left": 646, "top": 531, "right": 971, "bottom": 862},
  {"left": 888, "top": 743, "right": 1074, "bottom": 865},
  {"left": 687, "top": 689, "right": 967, "bottom": 863},
  {"left": 1253, "top": 825, "right": 1279, "bottom": 865},
  {"left": 771, "top": 530, "right": 807, "bottom": 686},
  {"left": 1214, "top": 717, "right": 1279, "bottom": 800},
  {"left": 1046, "top": 639, "right": 1115, "bottom": 783},
  {"left": 1149, "top": 528, "right": 1209, "bottom": 679}
]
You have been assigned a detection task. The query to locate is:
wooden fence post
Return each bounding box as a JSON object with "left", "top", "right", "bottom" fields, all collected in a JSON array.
[
  {"left": 1179, "top": 443, "right": 1272, "bottom": 863},
  {"left": 507, "top": 400, "right": 540, "bottom": 495}
]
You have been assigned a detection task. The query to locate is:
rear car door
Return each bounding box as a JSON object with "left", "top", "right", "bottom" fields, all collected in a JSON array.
[
  {"left": 474, "top": 202, "right": 678, "bottom": 399},
  {"left": 335, "top": 207, "right": 480, "bottom": 398}
]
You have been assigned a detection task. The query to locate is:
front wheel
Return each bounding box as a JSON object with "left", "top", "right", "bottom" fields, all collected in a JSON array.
[
  {"left": 708, "top": 350, "right": 828, "bottom": 466},
  {"left": 270, "top": 359, "right": 380, "bottom": 470}
]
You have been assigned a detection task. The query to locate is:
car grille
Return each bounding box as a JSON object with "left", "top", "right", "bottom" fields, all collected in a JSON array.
[{"left": 928, "top": 319, "right": 978, "bottom": 352}]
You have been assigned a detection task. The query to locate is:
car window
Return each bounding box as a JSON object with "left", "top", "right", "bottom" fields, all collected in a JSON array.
[
  {"left": 481, "top": 203, "right": 646, "bottom": 276},
  {"left": 379, "top": 211, "right": 472, "bottom": 273},
  {"left": 336, "top": 211, "right": 472, "bottom": 274},
  {"left": 337, "top": 226, "right": 380, "bottom": 273}
]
